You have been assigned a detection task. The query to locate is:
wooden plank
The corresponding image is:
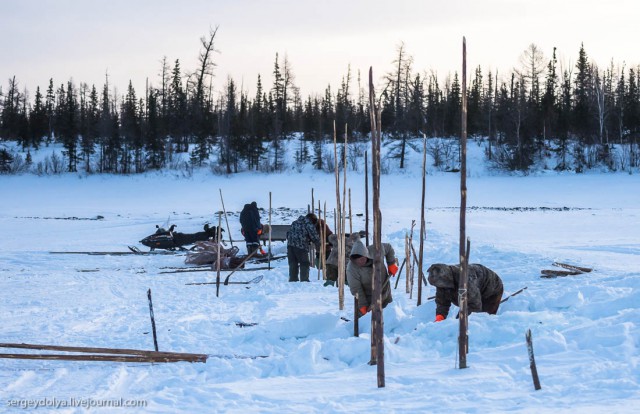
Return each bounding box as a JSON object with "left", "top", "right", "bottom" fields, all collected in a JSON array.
[
  {"left": 552, "top": 262, "right": 592, "bottom": 273},
  {"left": 0, "top": 343, "right": 207, "bottom": 361},
  {"left": 541, "top": 269, "right": 582, "bottom": 278},
  {"left": 0, "top": 353, "right": 204, "bottom": 363}
]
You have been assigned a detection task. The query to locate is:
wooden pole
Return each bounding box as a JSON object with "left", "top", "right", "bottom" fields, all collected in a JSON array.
[
  {"left": 317, "top": 200, "right": 323, "bottom": 280},
  {"left": 417, "top": 134, "right": 427, "bottom": 306},
  {"left": 147, "top": 289, "right": 159, "bottom": 352},
  {"left": 407, "top": 220, "right": 415, "bottom": 295},
  {"left": 369, "top": 66, "right": 385, "bottom": 387},
  {"left": 365, "top": 150, "right": 369, "bottom": 246},
  {"left": 348, "top": 189, "right": 353, "bottom": 234},
  {"left": 526, "top": 329, "right": 542, "bottom": 390},
  {"left": 268, "top": 191, "right": 272, "bottom": 269},
  {"left": 458, "top": 36, "right": 469, "bottom": 370},
  {"left": 354, "top": 294, "right": 359, "bottom": 337},
  {"left": 323, "top": 202, "right": 328, "bottom": 278},
  {"left": 339, "top": 127, "right": 348, "bottom": 309},
  {"left": 334, "top": 122, "right": 345, "bottom": 310},
  {"left": 216, "top": 211, "right": 222, "bottom": 297},
  {"left": 219, "top": 189, "right": 233, "bottom": 246},
  {"left": 0, "top": 343, "right": 206, "bottom": 362}
]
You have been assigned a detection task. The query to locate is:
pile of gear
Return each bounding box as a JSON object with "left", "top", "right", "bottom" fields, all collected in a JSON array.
[{"left": 185, "top": 241, "right": 242, "bottom": 268}]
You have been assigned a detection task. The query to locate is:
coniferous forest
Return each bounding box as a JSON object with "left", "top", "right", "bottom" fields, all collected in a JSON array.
[{"left": 1, "top": 30, "right": 639, "bottom": 174}]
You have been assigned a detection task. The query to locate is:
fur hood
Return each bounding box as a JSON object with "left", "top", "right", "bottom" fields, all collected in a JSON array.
[{"left": 427, "top": 263, "right": 457, "bottom": 289}]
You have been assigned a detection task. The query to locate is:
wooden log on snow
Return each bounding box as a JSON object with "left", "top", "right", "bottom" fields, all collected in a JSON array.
[{"left": 0, "top": 343, "right": 207, "bottom": 362}]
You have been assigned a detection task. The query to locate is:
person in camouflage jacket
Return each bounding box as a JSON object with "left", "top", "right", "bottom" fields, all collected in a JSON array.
[
  {"left": 286, "top": 213, "right": 321, "bottom": 282},
  {"left": 427, "top": 263, "right": 504, "bottom": 322},
  {"left": 324, "top": 232, "right": 361, "bottom": 287},
  {"left": 346, "top": 239, "right": 398, "bottom": 317}
]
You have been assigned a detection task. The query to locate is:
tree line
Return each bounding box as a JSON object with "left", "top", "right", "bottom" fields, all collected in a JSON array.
[{"left": 1, "top": 32, "right": 639, "bottom": 174}]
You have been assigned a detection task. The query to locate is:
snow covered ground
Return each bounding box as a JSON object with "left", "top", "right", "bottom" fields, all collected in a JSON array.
[{"left": 0, "top": 141, "right": 639, "bottom": 413}]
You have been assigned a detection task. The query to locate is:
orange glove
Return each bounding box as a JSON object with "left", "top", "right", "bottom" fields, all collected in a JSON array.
[
  {"left": 387, "top": 263, "right": 399, "bottom": 276},
  {"left": 435, "top": 314, "right": 445, "bottom": 322},
  {"left": 359, "top": 306, "right": 369, "bottom": 315},
  {"left": 257, "top": 228, "right": 263, "bottom": 235}
]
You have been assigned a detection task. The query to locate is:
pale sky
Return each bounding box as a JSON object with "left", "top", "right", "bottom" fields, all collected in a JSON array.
[{"left": 2, "top": 0, "right": 638, "bottom": 99}]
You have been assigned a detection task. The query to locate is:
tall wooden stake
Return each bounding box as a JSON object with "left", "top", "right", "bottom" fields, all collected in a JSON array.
[
  {"left": 339, "top": 126, "right": 348, "bottom": 310},
  {"left": 268, "top": 192, "right": 272, "bottom": 269},
  {"left": 216, "top": 212, "right": 222, "bottom": 297},
  {"left": 458, "top": 36, "right": 469, "bottom": 370},
  {"left": 219, "top": 189, "right": 233, "bottom": 246},
  {"left": 526, "top": 329, "right": 542, "bottom": 390},
  {"left": 334, "top": 122, "right": 346, "bottom": 311},
  {"left": 354, "top": 294, "right": 359, "bottom": 337},
  {"left": 348, "top": 189, "right": 353, "bottom": 234},
  {"left": 417, "top": 134, "right": 427, "bottom": 306},
  {"left": 369, "top": 67, "right": 385, "bottom": 387},
  {"left": 323, "top": 202, "right": 328, "bottom": 278},
  {"left": 317, "top": 200, "right": 323, "bottom": 280},
  {"left": 364, "top": 150, "right": 369, "bottom": 246},
  {"left": 147, "top": 289, "right": 159, "bottom": 352},
  {"left": 407, "top": 220, "right": 415, "bottom": 295}
]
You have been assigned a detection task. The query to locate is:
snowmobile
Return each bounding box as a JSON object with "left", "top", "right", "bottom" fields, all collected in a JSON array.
[{"left": 139, "top": 224, "right": 224, "bottom": 251}]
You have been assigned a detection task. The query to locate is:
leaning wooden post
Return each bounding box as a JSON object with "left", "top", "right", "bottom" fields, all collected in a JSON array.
[
  {"left": 369, "top": 66, "right": 385, "bottom": 387},
  {"left": 216, "top": 211, "right": 222, "bottom": 297},
  {"left": 334, "top": 122, "right": 346, "bottom": 310},
  {"left": 268, "top": 191, "right": 272, "bottom": 270},
  {"left": 348, "top": 189, "right": 353, "bottom": 234},
  {"left": 322, "top": 202, "right": 328, "bottom": 279},
  {"left": 526, "top": 329, "right": 542, "bottom": 390},
  {"left": 458, "top": 36, "right": 469, "bottom": 370},
  {"left": 317, "top": 200, "right": 323, "bottom": 280},
  {"left": 406, "top": 220, "right": 415, "bottom": 296},
  {"left": 146, "top": 289, "right": 159, "bottom": 352},
  {"left": 417, "top": 134, "right": 427, "bottom": 306},
  {"left": 364, "top": 150, "right": 369, "bottom": 246},
  {"left": 354, "top": 294, "right": 359, "bottom": 337},
  {"left": 338, "top": 126, "right": 348, "bottom": 310},
  {"left": 219, "top": 189, "right": 233, "bottom": 246}
]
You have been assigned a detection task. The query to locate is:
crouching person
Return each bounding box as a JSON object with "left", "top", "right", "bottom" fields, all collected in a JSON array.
[
  {"left": 347, "top": 239, "right": 399, "bottom": 317},
  {"left": 324, "top": 232, "right": 361, "bottom": 287},
  {"left": 286, "top": 213, "right": 321, "bottom": 282},
  {"left": 427, "top": 263, "right": 504, "bottom": 322}
]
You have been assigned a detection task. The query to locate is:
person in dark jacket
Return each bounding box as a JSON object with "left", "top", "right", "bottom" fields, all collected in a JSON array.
[
  {"left": 346, "top": 239, "right": 398, "bottom": 317},
  {"left": 427, "top": 263, "right": 504, "bottom": 322},
  {"left": 239, "top": 201, "right": 263, "bottom": 255},
  {"left": 286, "top": 213, "right": 321, "bottom": 282}
]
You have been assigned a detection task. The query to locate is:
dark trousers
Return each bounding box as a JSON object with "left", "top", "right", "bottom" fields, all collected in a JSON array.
[{"left": 288, "top": 245, "right": 310, "bottom": 282}]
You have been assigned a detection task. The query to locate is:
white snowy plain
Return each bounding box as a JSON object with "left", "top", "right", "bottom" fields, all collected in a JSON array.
[{"left": 1, "top": 141, "right": 639, "bottom": 413}]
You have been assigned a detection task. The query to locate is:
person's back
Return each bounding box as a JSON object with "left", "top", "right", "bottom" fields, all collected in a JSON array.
[
  {"left": 240, "top": 202, "right": 262, "bottom": 254},
  {"left": 427, "top": 263, "right": 504, "bottom": 320},
  {"left": 286, "top": 214, "right": 320, "bottom": 282}
]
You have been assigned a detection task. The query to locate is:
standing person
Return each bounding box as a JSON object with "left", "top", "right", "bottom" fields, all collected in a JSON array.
[
  {"left": 324, "top": 232, "right": 360, "bottom": 287},
  {"left": 346, "top": 239, "right": 399, "bottom": 317},
  {"left": 239, "top": 201, "right": 263, "bottom": 255},
  {"left": 286, "top": 213, "right": 321, "bottom": 282},
  {"left": 427, "top": 263, "right": 504, "bottom": 322}
]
